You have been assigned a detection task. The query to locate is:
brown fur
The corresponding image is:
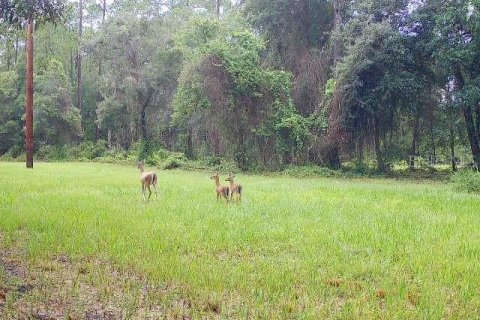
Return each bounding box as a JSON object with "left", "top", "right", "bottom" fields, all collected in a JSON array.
[
  {"left": 225, "top": 173, "right": 242, "bottom": 201},
  {"left": 137, "top": 161, "right": 158, "bottom": 201},
  {"left": 210, "top": 173, "right": 229, "bottom": 202}
]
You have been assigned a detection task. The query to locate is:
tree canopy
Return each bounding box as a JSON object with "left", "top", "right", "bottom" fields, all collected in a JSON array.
[{"left": 1, "top": 0, "right": 480, "bottom": 172}]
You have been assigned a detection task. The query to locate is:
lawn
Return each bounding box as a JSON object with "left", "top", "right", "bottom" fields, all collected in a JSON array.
[{"left": 0, "top": 162, "right": 479, "bottom": 319}]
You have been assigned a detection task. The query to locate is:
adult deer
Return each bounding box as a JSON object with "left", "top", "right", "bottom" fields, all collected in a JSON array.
[
  {"left": 137, "top": 161, "right": 158, "bottom": 201},
  {"left": 210, "top": 172, "right": 230, "bottom": 202},
  {"left": 225, "top": 173, "right": 242, "bottom": 201}
]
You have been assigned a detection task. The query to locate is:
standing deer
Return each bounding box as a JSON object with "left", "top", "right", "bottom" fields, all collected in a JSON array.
[
  {"left": 137, "top": 161, "right": 158, "bottom": 201},
  {"left": 210, "top": 172, "right": 230, "bottom": 202},
  {"left": 225, "top": 173, "right": 242, "bottom": 201}
]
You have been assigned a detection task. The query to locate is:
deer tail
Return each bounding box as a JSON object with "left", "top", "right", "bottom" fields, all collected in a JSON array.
[
  {"left": 152, "top": 173, "right": 157, "bottom": 186},
  {"left": 238, "top": 185, "right": 242, "bottom": 195}
]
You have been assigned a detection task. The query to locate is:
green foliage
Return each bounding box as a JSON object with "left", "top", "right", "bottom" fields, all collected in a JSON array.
[
  {"left": 162, "top": 153, "right": 187, "bottom": 170},
  {"left": 173, "top": 17, "right": 311, "bottom": 169},
  {"left": 69, "top": 140, "right": 108, "bottom": 160},
  {"left": 0, "top": 70, "right": 22, "bottom": 155},
  {"left": 34, "top": 59, "right": 82, "bottom": 146},
  {"left": 451, "top": 171, "right": 480, "bottom": 193},
  {"left": 281, "top": 165, "right": 343, "bottom": 178},
  {"left": 36, "top": 145, "right": 68, "bottom": 161}
]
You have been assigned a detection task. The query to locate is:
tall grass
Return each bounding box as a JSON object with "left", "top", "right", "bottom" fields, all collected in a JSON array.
[{"left": 0, "top": 162, "right": 479, "bottom": 318}]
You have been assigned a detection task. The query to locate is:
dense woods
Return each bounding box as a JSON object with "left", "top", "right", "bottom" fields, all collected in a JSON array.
[{"left": 1, "top": 0, "right": 480, "bottom": 172}]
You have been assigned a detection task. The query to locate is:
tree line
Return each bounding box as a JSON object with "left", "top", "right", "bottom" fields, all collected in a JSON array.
[{"left": 1, "top": 0, "right": 479, "bottom": 172}]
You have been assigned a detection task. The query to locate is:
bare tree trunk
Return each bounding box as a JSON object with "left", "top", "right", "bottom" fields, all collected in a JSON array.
[
  {"left": 333, "top": 0, "right": 345, "bottom": 64},
  {"left": 463, "top": 106, "right": 480, "bottom": 168},
  {"left": 216, "top": 0, "right": 221, "bottom": 17},
  {"left": 456, "top": 67, "right": 480, "bottom": 168},
  {"left": 6, "top": 37, "right": 12, "bottom": 71},
  {"left": 357, "top": 135, "right": 364, "bottom": 164},
  {"left": 98, "top": 0, "right": 106, "bottom": 76},
  {"left": 77, "top": 0, "right": 83, "bottom": 113},
  {"left": 476, "top": 103, "right": 480, "bottom": 144},
  {"left": 14, "top": 34, "right": 19, "bottom": 66},
  {"left": 409, "top": 115, "right": 420, "bottom": 170},
  {"left": 324, "top": 0, "right": 346, "bottom": 168},
  {"left": 450, "top": 115, "right": 457, "bottom": 172},
  {"left": 374, "top": 117, "right": 386, "bottom": 172},
  {"left": 25, "top": 18, "right": 34, "bottom": 169}
]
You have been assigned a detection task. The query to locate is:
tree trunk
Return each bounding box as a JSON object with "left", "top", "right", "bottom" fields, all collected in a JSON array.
[
  {"left": 14, "top": 34, "right": 19, "bottom": 66},
  {"left": 98, "top": 0, "right": 106, "bottom": 76},
  {"left": 140, "top": 89, "right": 154, "bottom": 141},
  {"left": 333, "top": 0, "right": 345, "bottom": 64},
  {"left": 6, "top": 37, "right": 12, "bottom": 71},
  {"left": 463, "top": 106, "right": 480, "bottom": 168},
  {"left": 456, "top": 67, "right": 480, "bottom": 168},
  {"left": 216, "top": 0, "right": 221, "bottom": 17},
  {"left": 25, "top": 18, "right": 34, "bottom": 169},
  {"left": 476, "top": 103, "right": 480, "bottom": 144},
  {"left": 450, "top": 115, "right": 457, "bottom": 172},
  {"left": 409, "top": 115, "right": 420, "bottom": 170},
  {"left": 77, "top": 0, "right": 83, "bottom": 113},
  {"left": 324, "top": 0, "right": 346, "bottom": 168},
  {"left": 427, "top": 98, "right": 436, "bottom": 163},
  {"left": 357, "top": 136, "right": 364, "bottom": 164},
  {"left": 374, "top": 117, "right": 386, "bottom": 172}
]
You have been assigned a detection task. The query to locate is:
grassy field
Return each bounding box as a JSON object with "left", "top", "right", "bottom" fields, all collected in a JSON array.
[{"left": 0, "top": 162, "right": 479, "bottom": 319}]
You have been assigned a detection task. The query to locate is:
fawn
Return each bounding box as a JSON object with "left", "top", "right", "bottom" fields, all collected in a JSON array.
[
  {"left": 210, "top": 172, "right": 230, "bottom": 202},
  {"left": 137, "top": 161, "right": 158, "bottom": 201},
  {"left": 225, "top": 173, "right": 242, "bottom": 201}
]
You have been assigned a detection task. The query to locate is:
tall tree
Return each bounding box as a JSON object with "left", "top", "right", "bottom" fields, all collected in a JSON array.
[
  {"left": 0, "top": 0, "right": 65, "bottom": 168},
  {"left": 77, "top": 0, "right": 83, "bottom": 115}
]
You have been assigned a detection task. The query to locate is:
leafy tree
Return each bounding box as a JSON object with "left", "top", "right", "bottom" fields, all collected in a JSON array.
[
  {"left": 1, "top": 0, "right": 65, "bottom": 168},
  {"left": 0, "top": 70, "right": 22, "bottom": 156},
  {"left": 173, "top": 18, "right": 311, "bottom": 169},
  {"left": 34, "top": 59, "right": 82, "bottom": 147},
  {"left": 93, "top": 13, "right": 182, "bottom": 154}
]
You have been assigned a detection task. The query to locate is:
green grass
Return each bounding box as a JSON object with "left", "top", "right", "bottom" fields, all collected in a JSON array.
[{"left": 0, "top": 162, "right": 479, "bottom": 318}]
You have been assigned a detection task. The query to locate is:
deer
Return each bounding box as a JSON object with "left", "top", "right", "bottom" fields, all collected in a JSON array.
[
  {"left": 210, "top": 172, "right": 230, "bottom": 202},
  {"left": 137, "top": 161, "right": 158, "bottom": 201},
  {"left": 225, "top": 173, "right": 242, "bottom": 201}
]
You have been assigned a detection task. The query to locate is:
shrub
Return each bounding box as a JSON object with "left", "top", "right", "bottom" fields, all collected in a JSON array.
[
  {"left": 69, "top": 140, "right": 108, "bottom": 160},
  {"left": 282, "top": 165, "right": 343, "bottom": 178},
  {"left": 163, "top": 153, "right": 187, "bottom": 170},
  {"left": 146, "top": 149, "right": 172, "bottom": 166},
  {"left": 205, "top": 156, "right": 221, "bottom": 167},
  {"left": 36, "top": 145, "right": 68, "bottom": 161},
  {"left": 451, "top": 171, "right": 480, "bottom": 193}
]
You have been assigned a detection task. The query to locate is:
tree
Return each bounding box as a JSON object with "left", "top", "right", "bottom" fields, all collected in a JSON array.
[
  {"left": 0, "top": 0, "right": 65, "bottom": 168},
  {"left": 92, "top": 13, "right": 182, "bottom": 153}
]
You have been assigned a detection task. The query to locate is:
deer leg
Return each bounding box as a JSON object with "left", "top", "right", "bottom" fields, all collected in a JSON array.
[
  {"left": 216, "top": 192, "right": 220, "bottom": 201},
  {"left": 153, "top": 183, "right": 158, "bottom": 199},
  {"left": 147, "top": 185, "right": 152, "bottom": 201},
  {"left": 142, "top": 184, "right": 146, "bottom": 201}
]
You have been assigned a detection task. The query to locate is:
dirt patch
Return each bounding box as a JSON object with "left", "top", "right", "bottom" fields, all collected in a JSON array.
[{"left": 0, "top": 231, "right": 198, "bottom": 320}]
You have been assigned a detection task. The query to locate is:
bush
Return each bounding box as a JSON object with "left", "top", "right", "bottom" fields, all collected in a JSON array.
[
  {"left": 69, "top": 140, "right": 108, "bottom": 160},
  {"left": 205, "top": 156, "right": 221, "bottom": 167},
  {"left": 281, "top": 165, "right": 343, "bottom": 178},
  {"left": 163, "top": 153, "right": 187, "bottom": 170},
  {"left": 451, "top": 171, "right": 480, "bottom": 193},
  {"left": 146, "top": 149, "right": 171, "bottom": 166},
  {"left": 36, "top": 145, "right": 68, "bottom": 161}
]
